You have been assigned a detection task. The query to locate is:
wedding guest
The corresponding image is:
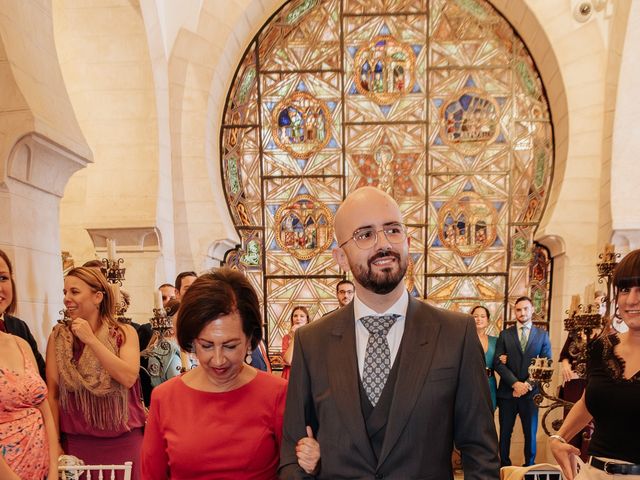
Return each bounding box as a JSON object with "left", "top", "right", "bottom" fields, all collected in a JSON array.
[
  {"left": 0, "top": 329, "right": 57, "bottom": 479},
  {"left": 472, "top": 305, "right": 498, "bottom": 410},
  {"left": 175, "top": 271, "right": 197, "bottom": 300},
  {"left": 551, "top": 249, "right": 640, "bottom": 479},
  {"left": 46, "top": 267, "right": 145, "bottom": 480},
  {"left": 142, "top": 268, "right": 288, "bottom": 479},
  {"left": 281, "top": 306, "right": 310, "bottom": 380},
  {"left": 0, "top": 249, "right": 46, "bottom": 380}
]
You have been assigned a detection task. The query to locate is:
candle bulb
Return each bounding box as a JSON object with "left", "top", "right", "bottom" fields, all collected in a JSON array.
[
  {"left": 154, "top": 290, "right": 163, "bottom": 311},
  {"left": 604, "top": 243, "right": 614, "bottom": 255},
  {"left": 112, "top": 284, "right": 121, "bottom": 310},
  {"left": 584, "top": 283, "right": 595, "bottom": 306},
  {"left": 107, "top": 238, "right": 117, "bottom": 261},
  {"left": 569, "top": 294, "right": 581, "bottom": 313}
]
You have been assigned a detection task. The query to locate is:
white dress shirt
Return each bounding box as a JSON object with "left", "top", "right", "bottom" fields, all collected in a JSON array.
[{"left": 353, "top": 290, "right": 409, "bottom": 378}]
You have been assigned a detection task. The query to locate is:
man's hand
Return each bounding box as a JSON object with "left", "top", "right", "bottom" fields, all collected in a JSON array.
[
  {"left": 512, "top": 381, "right": 529, "bottom": 397},
  {"left": 296, "top": 426, "right": 320, "bottom": 474}
]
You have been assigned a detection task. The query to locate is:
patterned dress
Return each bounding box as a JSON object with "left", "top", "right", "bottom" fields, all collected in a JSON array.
[{"left": 0, "top": 339, "right": 49, "bottom": 479}]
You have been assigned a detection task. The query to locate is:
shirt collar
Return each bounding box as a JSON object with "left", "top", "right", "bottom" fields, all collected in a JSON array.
[
  {"left": 518, "top": 320, "right": 532, "bottom": 331},
  {"left": 353, "top": 289, "right": 409, "bottom": 321}
]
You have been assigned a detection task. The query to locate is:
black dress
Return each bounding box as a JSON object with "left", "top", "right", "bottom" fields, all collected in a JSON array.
[{"left": 585, "top": 334, "right": 640, "bottom": 463}]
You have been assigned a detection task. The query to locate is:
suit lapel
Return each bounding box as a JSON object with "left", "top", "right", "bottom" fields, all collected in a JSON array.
[
  {"left": 524, "top": 326, "right": 538, "bottom": 357},
  {"left": 509, "top": 327, "right": 523, "bottom": 360},
  {"left": 377, "top": 297, "right": 439, "bottom": 467},
  {"left": 327, "top": 305, "right": 377, "bottom": 466}
]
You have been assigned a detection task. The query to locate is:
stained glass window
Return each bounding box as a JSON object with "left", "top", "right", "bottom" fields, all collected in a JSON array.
[{"left": 220, "top": 0, "right": 554, "bottom": 359}]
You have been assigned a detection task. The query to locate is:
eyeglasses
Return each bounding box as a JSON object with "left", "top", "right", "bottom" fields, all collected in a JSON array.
[{"left": 339, "top": 223, "right": 407, "bottom": 250}]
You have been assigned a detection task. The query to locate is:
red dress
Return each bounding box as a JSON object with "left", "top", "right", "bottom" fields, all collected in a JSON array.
[
  {"left": 142, "top": 370, "right": 287, "bottom": 479},
  {"left": 0, "top": 339, "right": 49, "bottom": 479}
]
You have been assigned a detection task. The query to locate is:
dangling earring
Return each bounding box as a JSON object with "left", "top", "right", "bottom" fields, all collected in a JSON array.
[
  {"left": 614, "top": 304, "right": 621, "bottom": 319},
  {"left": 245, "top": 348, "right": 253, "bottom": 365}
]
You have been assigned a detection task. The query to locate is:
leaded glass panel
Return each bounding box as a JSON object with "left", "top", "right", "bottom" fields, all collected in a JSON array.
[{"left": 220, "top": 0, "right": 555, "bottom": 358}]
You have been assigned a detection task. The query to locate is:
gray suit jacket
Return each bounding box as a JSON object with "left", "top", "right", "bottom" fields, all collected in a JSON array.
[{"left": 279, "top": 296, "right": 500, "bottom": 479}]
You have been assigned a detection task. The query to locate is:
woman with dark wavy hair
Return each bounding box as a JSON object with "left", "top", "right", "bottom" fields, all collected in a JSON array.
[
  {"left": 551, "top": 249, "right": 640, "bottom": 479},
  {"left": 46, "top": 267, "right": 144, "bottom": 479}
]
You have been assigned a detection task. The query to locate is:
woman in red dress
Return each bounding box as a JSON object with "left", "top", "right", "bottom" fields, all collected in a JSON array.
[{"left": 141, "top": 268, "right": 290, "bottom": 479}]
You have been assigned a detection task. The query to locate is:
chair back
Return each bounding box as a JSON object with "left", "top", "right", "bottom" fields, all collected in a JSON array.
[
  {"left": 500, "top": 464, "right": 564, "bottom": 480},
  {"left": 58, "top": 461, "right": 133, "bottom": 480}
]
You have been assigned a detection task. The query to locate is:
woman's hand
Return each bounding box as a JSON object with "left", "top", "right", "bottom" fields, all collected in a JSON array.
[
  {"left": 561, "top": 359, "right": 578, "bottom": 384},
  {"left": 549, "top": 438, "right": 580, "bottom": 480},
  {"left": 70, "top": 318, "right": 97, "bottom": 345},
  {"left": 499, "top": 354, "right": 507, "bottom": 364},
  {"left": 296, "top": 426, "right": 320, "bottom": 474}
]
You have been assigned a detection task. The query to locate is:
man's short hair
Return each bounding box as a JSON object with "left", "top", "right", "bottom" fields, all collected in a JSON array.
[
  {"left": 336, "top": 279, "right": 354, "bottom": 292},
  {"left": 175, "top": 271, "right": 197, "bottom": 292},
  {"left": 514, "top": 295, "right": 533, "bottom": 306},
  {"left": 158, "top": 283, "right": 175, "bottom": 290}
]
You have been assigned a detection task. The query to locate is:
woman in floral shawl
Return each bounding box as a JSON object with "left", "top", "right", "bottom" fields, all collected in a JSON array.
[{"left": 46, "top": 267, "right": 145, "bottom": 480}]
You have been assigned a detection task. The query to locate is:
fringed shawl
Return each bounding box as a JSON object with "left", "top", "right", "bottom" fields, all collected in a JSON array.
[{"left": 53, "top": 323, "right": 129, "bottom": 431}]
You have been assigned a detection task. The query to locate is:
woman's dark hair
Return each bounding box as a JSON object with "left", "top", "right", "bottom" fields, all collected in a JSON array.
[
  {"left": 0, "top": 249, "right": 17, "bottom": 315},
  {"left": 290, "top": 305, "right": 310, "bottom": 326},
  {"left": 613, "top": 248, "right": 640, "bottom": 291},
  {"left": 470, "top": 305, "right": 491, "bottom": 320},
  {"left": 176, "top": 267, "right": 263, "bottom": 351}
]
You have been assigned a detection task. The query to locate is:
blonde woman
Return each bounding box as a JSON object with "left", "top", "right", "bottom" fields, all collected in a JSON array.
[{"left": 46, "top": 267, "right": 145, "bottom": 479}]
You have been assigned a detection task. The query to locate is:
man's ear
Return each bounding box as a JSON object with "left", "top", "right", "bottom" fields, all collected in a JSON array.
[{"left": 332, "top": 247, "right": 351, "bottom": 272}]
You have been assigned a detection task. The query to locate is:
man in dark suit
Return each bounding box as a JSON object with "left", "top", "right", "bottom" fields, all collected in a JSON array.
[
  {"left": 279, "top": 187, "right": 499, "bottom": 479},
  {"left": 494, "top": 296, "right": 552, "bottom": 467}
]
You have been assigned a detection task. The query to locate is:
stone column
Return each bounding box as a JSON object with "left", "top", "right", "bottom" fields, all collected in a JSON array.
[{"left": 0, "top": 133, "right": 89, "bottom": 350}]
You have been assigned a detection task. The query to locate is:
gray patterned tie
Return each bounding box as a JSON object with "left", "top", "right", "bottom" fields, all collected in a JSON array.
[{"left": 360, "top": 314, "right": 400, "bottom": 406}]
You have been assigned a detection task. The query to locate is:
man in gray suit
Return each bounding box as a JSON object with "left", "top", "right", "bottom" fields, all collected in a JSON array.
[{"left": 279, "top": 187, "right": 499, "bottom": 479}]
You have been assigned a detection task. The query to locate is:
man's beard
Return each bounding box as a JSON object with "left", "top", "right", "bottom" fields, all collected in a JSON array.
[{"left": 350, "top": 250, "right": 408, "bottom": 295}]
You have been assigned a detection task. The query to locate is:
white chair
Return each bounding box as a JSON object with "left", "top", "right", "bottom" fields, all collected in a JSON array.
[
  {"left": 58, "top": 461, "right": 132, "bottom": 480},
  {"left": 500, "top": 464, "right": 564, "bottom": 480}
]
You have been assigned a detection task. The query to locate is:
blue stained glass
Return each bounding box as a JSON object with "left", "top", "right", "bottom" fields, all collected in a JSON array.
[
  {"left": 379, "top": 105, "right": 392, "bottom": 117},
  {"left": 328, "top": 138, "right": 339, "bottom": 148},
  {"left": 464, "top": 76, "right": 476, "bottom": 88},
  {"left": 462, "top": 257, "right": 473, "bottom": 267},
  {"left": 297, "top": 81, "right": 307, "bottom": 91},
  {"left": 463, "top": 181, "right": 474, "bottom": 192},
  {"left": 299, "top": 259, "right": 310, "bottom": 269},
  {"left": 379, "top": 23, "right": 391, "bottom": 35}
]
